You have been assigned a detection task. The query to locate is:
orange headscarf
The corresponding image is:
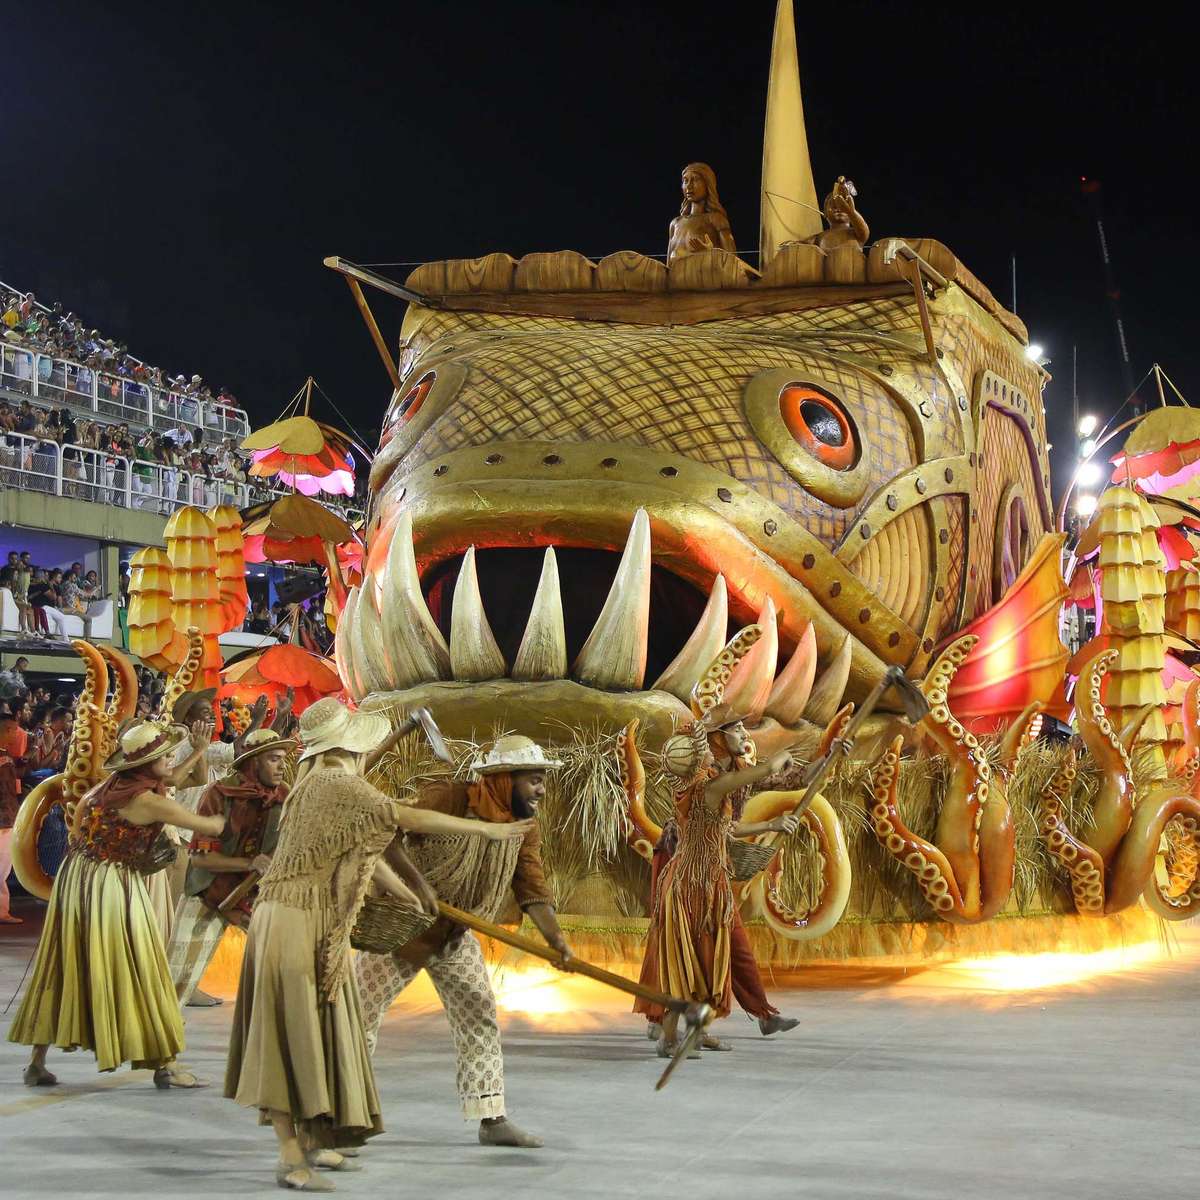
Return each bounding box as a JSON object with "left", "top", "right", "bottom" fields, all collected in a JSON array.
[{"left": 466, "top": 772, "right": 514, "bottom": 823}]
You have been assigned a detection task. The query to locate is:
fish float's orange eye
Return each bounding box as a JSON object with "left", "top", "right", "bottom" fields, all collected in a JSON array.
[
  {"left": 395, "top": 372, "right": 435, "bottom": 423},
  {"left": 779, "top": 385, "right": 857, "bottom": 470}
]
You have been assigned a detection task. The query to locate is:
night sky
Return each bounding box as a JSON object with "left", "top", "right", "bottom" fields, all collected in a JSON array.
[{"left": 4, "top": 3, "right": 1196, "bottom": 499}]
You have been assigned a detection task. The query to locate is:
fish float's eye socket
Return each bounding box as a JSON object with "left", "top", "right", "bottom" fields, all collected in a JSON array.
[
  {"left": 394, "top": 372, "right": 436, "bottom": 424},
  {"left": 779, "top": 385, "right": 858, "bottom": 470}
]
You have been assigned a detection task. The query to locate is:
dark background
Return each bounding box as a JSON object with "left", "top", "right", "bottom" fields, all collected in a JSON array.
[{"left": 3, "top": 2, "right": 1195, "bottom": 497}]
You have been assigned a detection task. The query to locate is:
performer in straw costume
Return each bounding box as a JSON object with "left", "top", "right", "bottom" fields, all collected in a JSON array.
[
  {"left": 355, "top": 734, "right": 571, "bottom": 1150},
  {"left": 8, "top": 718, "right": 224, "bottom": 1089},
  {"left": 645, "top": 719, "right": 802, "bottom": 1049},
  {"left": 634, "top": 726, "right": 793, "bottom": 1056},
  {"left": 224, "top": 698, "right": 524, "bottom": 1192}
]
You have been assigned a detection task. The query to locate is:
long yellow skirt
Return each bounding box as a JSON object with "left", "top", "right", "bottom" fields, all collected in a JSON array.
[
  {"left": 7, "top": 854, "right": 184, "bottom": 1072},
  {"left": 224, "top": 900, "right": 383, "bottom": 1149}
]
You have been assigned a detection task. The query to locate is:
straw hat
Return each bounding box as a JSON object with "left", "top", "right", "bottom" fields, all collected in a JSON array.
[
  {"left": 104, "top": 720, "right": 187, "bottom": 771},
  {"left": 470, "top": 735, "right": 562, "bottom": 777},
  {"left": 171, "top": 687, "right": 217, "bottom": 724},
  {"left": 232, "top": 728, "right": 297, "bottom": 771},
  {"left": 297, "top": 697, "right": 391, "bottom": 762}
]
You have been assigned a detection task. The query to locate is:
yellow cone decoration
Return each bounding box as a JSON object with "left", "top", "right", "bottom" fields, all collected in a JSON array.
[
  {"left": 164, "top": 506, "right": 224, "bottom": 692},
  {"left": 208, "top": 505, "right": 250, "bottom": 634},
  {"left": 127, "top": 547, "right": 187, "bottom": 671},
  {"left": 1093, "top": 487, "right": 1167, "bottom": 759},
  {"left": 1166, "top": 561, "right": 1200, "bottom": 642}
]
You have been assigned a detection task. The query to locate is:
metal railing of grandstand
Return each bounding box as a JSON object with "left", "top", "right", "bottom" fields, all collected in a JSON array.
[
  {"left": 0, "top": 432, "right": 363, "bottom": 520},
  {"left": 0, "top": 343, "right": 250, "bottom": 441}
]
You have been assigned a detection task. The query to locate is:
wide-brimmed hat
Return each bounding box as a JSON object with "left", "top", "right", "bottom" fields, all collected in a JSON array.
[
  {"left": 104, "top": 720, "right": 187, "bottom": 771},
  {"left": 470, "top": 735, "right": 562, "bottom": 777},
  {"left": 233, "top": 728, "right": 297, "bottom": 771},
  {"left": 171, "top": 687, "right": 217, "bottom": 724},
  {"left": 298, "top": 697, "right": 391, "bottom": 762}
]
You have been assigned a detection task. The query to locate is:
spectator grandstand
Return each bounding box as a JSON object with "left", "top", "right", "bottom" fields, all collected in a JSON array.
[
  {"left": 0, "top": 280, "right": 365, "bottom": 519},
  {"left": 1, "top": 280, "right": 250, "bottom": 441}
]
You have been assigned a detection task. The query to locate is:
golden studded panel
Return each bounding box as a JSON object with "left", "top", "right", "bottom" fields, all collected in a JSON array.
[
  {"left": 847, "top": 505, "right": 932, "bottom": 631},
  {"left": 398, "top": 311, "right": 921, "bottom": 549}
]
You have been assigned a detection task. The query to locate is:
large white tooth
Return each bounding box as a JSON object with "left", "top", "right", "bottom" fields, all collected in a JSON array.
[
  {"left": 335, "top": 587, "right": 365, "bottom": 700},
  {"left": 721, "top": 596, "right": 778, "bottom": 723},
  {"left": 804, "top": 634, "right": 852, "bottom": 727},
  {"left": 573, "top": 508, "right": 652, "bottom": 690},
  {"left": 765, "top": 620, "right": 817, "bottom": 726},
  {"left": 450, "top": 546, "right": 506, "bottom": 681},
  {"left": 351, "top": 582, "right": 392, "bottom": 695},
  {"left": 379, "top": 511, "right": 451, "bottom": 688},
  {"left": 512, "top": 547, "right": 568, "bottom": 681},
  {"left": 653, "top": 574, "right": 729, "bottom": 702}
]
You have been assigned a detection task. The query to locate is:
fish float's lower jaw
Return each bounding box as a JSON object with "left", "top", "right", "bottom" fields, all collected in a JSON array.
[{"left": 359, "top": 679, "right": 693, "bottom": 750}]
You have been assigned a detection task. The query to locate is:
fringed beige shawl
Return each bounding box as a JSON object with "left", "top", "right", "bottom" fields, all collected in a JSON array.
[{"left": 258, "top": 767, "right": 402, "bottom": 1003}]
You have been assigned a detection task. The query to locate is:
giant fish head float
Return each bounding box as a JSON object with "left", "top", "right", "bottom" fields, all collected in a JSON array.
[{"left": 337, "top": 239, "right": 1063, "bottom": 752}]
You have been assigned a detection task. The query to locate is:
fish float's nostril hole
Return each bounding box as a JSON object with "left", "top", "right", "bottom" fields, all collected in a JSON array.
[
  {"left": 433, "top": 465, "right": 448, "bottom": 477},
  {"left": 485, "top": 453, "right": 504, "bottom": 465},
  {"left": 716, "top": 488, "right": 732, "bottom": 503},
  {"left": 542, "top": 454, "right": 562, "bottom": 466},
  {"left": 601, "top": 457, "right": 618, "bottom": 468},
  {"left": 659, "top": 466, "right": 678, "bottom": 478}
]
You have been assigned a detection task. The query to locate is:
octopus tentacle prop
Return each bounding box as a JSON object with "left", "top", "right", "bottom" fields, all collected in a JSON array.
[
  {"left": 742, "top": 706, "right": 855, "bottom": 940},
  {"left": 12, "top": 640, "right": 113, "bottom": 900},
  {"left": 157, "top": 626, "right": 205, "bottom": 722},
  {"left": 865, "top": 635, "right": 1015, "bottom": 923},
  {"left": 746, "top": 793, "right": 851, "bottom": 939},
  {"left": 98, "top": 643, "right": 139, "bottom": 762},
  {"left": 1038, "top": 651, "right": 1200, "bottom": 917},
  {"left": 618, "top": 718, "right": 661, "bottom": 860}
]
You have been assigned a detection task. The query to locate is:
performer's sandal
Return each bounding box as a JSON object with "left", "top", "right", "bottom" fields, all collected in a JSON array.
[
  {"left": 23, "top": 1064, "right": 58, "bottom": 1087},
  {"left": 757, "top": 1015, "right": 800, "bottom": 1037},
  {"left": 153, "top": 1065, "right": 210, "bottom": 1089},
  {"left": 276, "top": 1165, "right": 335, "bottom": 1192},
  {"left": 646, "top": 1021, "right": 661, "bottom": 1041},
  {"left": 306, "top": 1150, "right": 361, "bottom": 1172},
  {"left": 701, "top": 1035, "right": 733, "bottom": 1051},
  {"left": 185, "top": 988, "right": 223, "bottom": 1008},
  {"left": 478, "top": 1118, "right": 544, "bottom": 1148}
]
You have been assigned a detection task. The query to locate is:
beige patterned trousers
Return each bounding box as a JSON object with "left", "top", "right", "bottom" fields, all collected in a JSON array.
[{"left": 355, "top": 933, "right": 506, "bottom": 1120}]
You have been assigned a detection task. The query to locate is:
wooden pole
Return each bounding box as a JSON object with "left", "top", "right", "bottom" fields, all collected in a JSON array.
[
  {"left": 435, "top": 900, "right": 687, "bottom": 1014},
  {"left": 343, "top": 276, "right": 402, "bottom": 391}
]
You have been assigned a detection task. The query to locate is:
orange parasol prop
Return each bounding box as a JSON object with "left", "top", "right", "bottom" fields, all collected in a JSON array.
[
  {"left": 219, "top": 643, "right": 343, "bottom": 716},
  {"left": 240, "top": 377, "right": 360, "bottom": 496}
]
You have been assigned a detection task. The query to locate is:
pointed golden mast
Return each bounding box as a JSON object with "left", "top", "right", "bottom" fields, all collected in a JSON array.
[{"left": 759, "top": 0, "right": 821, "bottom": 265}]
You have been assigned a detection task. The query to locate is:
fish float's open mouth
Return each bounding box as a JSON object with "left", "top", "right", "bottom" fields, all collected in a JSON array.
[
  {"left": 342, "top": 444, "right": 889, "bottom": 745},
  {"left": 421, "top": 546, "right": 719, "bottom": 688}
]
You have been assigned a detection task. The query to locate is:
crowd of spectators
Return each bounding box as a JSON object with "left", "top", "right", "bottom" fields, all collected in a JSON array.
[
  {"left": 1, "top": 285, "right": 244, "bottom": 428},
  {"left": 242, "top": 595, "right": 332, "bottom": 652},
  {"left": 1, "top": 551, "right": 104, "bottom": 641},
  {"left": 0, "top": 396, "right": 282, "bottom": 510}
]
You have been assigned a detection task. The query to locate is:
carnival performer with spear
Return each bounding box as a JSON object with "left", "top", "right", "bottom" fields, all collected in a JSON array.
[{"left": 355, "top": 733, "right": 571, "bottom": 1150}]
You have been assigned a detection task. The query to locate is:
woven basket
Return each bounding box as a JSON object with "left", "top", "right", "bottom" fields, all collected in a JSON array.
[
  {"left": 351, "top": 895, "right": 438, "bottom": 954},
  {"left": 727, "top": 837, "right": 778, "bottom": 882}
]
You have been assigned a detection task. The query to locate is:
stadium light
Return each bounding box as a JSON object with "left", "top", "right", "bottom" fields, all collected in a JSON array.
[
  {"left": 1081, "top": 438, "right": 1096, "bottom": 458},
  {"left": 1025, "top": 343, "right": 1044, "bottom": 362},
  {"left": 1076, "top": 461, "right": 1102, "bottom": 488},
  {"left": 1075, "top": 493, "right": 1098, "bottom": 518},
  {"left": 1078, "top": 413, "right": 1099, "bottom": 438}
]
